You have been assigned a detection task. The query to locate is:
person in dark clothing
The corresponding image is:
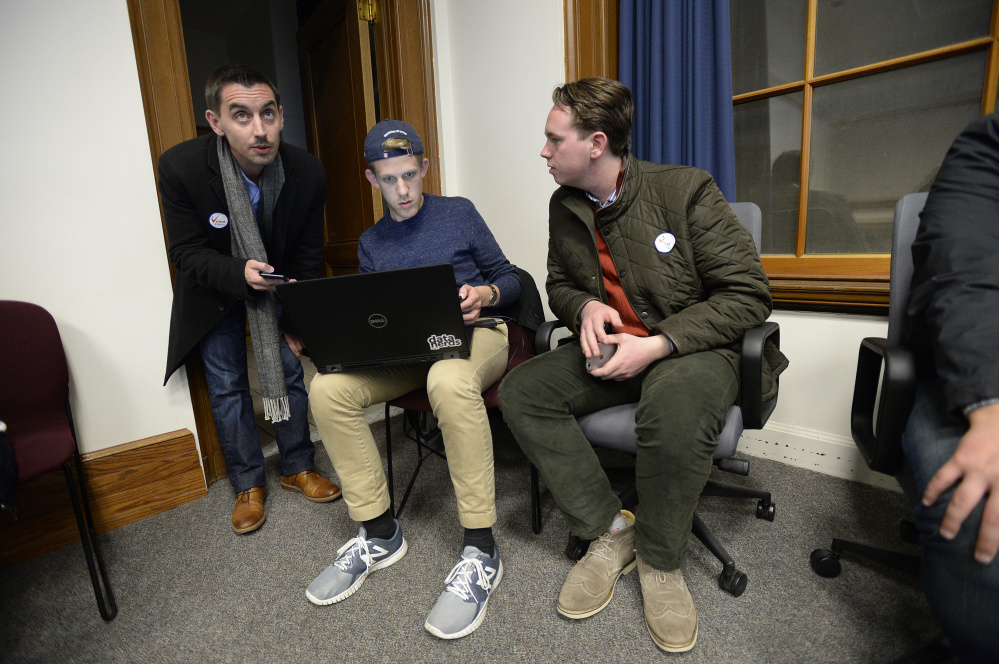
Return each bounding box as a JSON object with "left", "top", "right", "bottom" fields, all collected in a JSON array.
[
  {"left": 159, "top": 65, "right": 340, "bottom": 535},
  {"left": 904, "top": 112, "right": 999, "bottom": 663}
]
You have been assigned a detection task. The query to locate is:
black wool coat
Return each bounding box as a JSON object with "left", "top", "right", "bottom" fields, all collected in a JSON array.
[{"left": 158, "top": 133, "right": 326, "bottom": 384}]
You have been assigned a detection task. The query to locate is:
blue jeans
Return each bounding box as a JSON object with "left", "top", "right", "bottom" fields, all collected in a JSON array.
[
  {"left": 199, "top": 302, "right": 315, "bottom": 493},
  {"left": 902, "top": 380, "right": 999, "bottom": 663}
]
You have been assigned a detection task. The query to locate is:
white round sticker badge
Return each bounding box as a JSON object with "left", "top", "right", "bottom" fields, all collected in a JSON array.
[
  {"left": 655, "top": 232, "right": 676, "bottom": 253},
  {"left": 209, "top": 212, "right": 229, "bottom": 229}
]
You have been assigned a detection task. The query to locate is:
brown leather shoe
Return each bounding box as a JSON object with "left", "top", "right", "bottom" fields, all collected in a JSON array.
[
  {"left": 280, "top": 469, "right": 341, "bottom": 503},
  {"left": 232, "top": 486, "right": 266, "bottom": 534}
]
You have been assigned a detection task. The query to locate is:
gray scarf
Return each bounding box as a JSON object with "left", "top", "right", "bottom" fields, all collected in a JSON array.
[{"left": 216, "top": 137, "right": 290, "bottom": 422}]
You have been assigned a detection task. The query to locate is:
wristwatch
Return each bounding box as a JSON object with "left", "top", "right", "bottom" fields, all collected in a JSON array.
[{"left": 486, "top": 284, "right": 500, "bottom": 307}]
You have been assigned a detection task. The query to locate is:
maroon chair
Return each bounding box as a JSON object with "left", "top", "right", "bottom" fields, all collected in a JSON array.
[
  {"left": 384, "top": 268, "right": 542, "bottom": 517},
  {"left": 0, "top": 300, "right": 117, "bottom": 621}
]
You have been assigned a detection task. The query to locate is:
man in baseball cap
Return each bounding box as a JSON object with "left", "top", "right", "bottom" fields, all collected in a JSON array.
[{"left": 306, "top": 119, "right": 524, "bottom": 640}]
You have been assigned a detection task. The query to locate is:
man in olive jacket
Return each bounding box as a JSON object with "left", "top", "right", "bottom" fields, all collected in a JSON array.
[{"left": 500, "top": 78, "right": 781, "bottom": 653}]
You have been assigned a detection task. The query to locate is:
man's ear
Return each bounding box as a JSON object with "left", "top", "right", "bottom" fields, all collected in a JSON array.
[
  {"left": 420, "top": 158, "right": 430, "bottom": 177},
  {"left": 364, "top": 168, "right": 381, "bottom": 189},
  {"left": 206, "top": 110, "right": 225, "bottom": 137},
  {"left": 590, "top": 131, "right": 608, "bottom": 160}
]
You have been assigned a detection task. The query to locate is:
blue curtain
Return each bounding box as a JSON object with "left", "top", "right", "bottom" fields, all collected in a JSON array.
[{"left": 619, "top": 0, "right": 737, "bottom": 201}]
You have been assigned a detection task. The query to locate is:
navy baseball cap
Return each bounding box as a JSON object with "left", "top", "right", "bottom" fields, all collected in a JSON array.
[{"left": 364, "top": 119, "right": 425, "bottom": 164}]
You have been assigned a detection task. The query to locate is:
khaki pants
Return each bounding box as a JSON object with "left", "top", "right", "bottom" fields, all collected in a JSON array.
[{"left": 309, "top": 324, "right": 509, "bottom": 528}]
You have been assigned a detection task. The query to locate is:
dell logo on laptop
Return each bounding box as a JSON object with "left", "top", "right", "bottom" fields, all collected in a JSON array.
[{"left": 368, "top": 314, "right": 388, "bottom": 328}]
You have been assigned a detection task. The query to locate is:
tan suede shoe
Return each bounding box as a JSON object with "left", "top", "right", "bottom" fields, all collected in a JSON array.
[
  {"left": 637, "top": 554, "right": 698, "bottom": 653},
  {"left": 232, "top": 486, "right": 266, "bottom": 534},
  {"left": 557, "top": 510, "right": 636, "bottom": 619},
  {"left": 280, "top": 469, "right": 341, "bottom": 503}
]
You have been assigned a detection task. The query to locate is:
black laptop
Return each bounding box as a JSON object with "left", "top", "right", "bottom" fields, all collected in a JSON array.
[{"left": 276, "top": 263, "right": 470, "bottom": 373}]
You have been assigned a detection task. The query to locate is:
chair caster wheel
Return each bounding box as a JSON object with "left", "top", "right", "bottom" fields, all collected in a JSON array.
[
  {"left": 810, "top": 548, "right": 842, "bottom": 577},
  {"left": 718, "top": 568, "right": 747, "bottom": 597},
  {"left": 756, "top": 499, "right": 775, "bottom": 521},
  {"left": 565, "top": 535, "right": 590, "bottom": 562}
]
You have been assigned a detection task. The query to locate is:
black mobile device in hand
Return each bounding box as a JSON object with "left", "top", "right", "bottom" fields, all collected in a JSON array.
[
  {"left": 586, "top": 342, "right": 617, "bottom": 371},
  {"left": 261, "top": 272, "right": 288, "bottom": 281}
]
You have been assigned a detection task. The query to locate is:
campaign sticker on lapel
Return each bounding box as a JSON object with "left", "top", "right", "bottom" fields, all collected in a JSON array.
[
  {"left": 209, "top": 212, "right": 229, "bottom": 229},
  {"left": 655, "top": 232, "right": 676, "bottom": 254}
]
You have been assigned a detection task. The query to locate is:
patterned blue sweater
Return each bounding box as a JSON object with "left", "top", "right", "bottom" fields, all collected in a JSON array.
[{"left": 358, "top": 193, "right": 522, "bottom": 306}]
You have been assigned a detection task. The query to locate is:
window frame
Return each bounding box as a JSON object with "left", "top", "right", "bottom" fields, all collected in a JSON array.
[
  {"left": 735, "top": 0, "right": 999, "bottom": 312},
  {"left": 567, "top": 0, "right": 999, "bottom": 313}
]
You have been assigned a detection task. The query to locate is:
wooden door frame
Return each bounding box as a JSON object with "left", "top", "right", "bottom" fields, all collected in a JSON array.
[
  {"left": 564, "top": 0, "right": 619, "bottom": 80},
  {"left": 126, "top": 0, "right": 439, "bottom": 484}
]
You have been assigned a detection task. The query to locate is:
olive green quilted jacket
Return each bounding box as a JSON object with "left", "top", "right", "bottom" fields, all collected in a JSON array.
[{"left": 546, "top": 158, "right": 787, "bottom": 400}]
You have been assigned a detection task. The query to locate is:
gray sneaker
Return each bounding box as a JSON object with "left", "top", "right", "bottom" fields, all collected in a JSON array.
[
  {"left": 305, "top": 522, "right": 407, "bottom": 606},
  {"left": 557, "top": 509, "right": 636, "bottom": 619},
  {"left": 424, "top": 545, "right": 503, "bottom": 639}
]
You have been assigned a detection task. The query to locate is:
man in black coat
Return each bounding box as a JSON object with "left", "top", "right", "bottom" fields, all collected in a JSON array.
[
  {"left": 159, "top": 65, "right": 340, "bottom": 534},
  {"left": 905, "top": 112, "right": 999, "bottom": 662}
]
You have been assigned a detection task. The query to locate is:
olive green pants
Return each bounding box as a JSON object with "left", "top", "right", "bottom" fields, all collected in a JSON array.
[
  {"left": 499, "top": 340, "right": 737, "bottom": 570},
  {"left": 309, "top": 324, "right": 509, "bottom": 529}
]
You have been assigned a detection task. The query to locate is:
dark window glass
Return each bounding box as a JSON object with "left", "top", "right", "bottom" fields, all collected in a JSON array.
[
  {"left": 814, "top": 0, "right": 991, "bottom": 76},
  {"left": 734, "top": 93, "right": 803, "bottom": 254},
  {"left": 730, "top": 0, "right": 807, "bottom": 95},
  {"left": 807, "top": 52, "right": 986, "bottom": 253}
]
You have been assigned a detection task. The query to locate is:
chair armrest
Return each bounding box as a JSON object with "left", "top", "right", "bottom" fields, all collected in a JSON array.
[
  {"left": 739, "top": 321, "right": 780, "bottom": 429},
  {"left": 850, "top": 337, "right": 917, "bottom": 475},
  {"left": 536, "top": 320, "right": 568, "bottom": 354}
]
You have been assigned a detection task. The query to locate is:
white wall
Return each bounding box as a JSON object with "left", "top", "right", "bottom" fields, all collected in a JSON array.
[
  {"left": 431, "top": 0, "right": 564, "bottom": 299},
  {"left": 745, "top": 310, "right": 895, "bottom": 489},
  {"left": 431, "top": 0, "right": 896, "bottom": 488},
  {"left": 0, "top": 1, "right": 199, "bottom": 455}
]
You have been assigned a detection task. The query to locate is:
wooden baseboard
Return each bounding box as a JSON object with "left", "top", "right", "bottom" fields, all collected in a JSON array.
[{"left": 0, "top": 429, "right": 206, "bottom": 566}]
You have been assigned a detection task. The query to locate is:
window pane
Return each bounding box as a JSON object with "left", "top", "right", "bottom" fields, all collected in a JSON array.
[
  {"left": 730, "top": 0, "right": 807, "bottom": 95},
  {"left": 807, "top": 52, "right": 986, "bottom": 254},
  {"left": 734, "top": 93, "right": 803, "bottom": 254},
  {"left": 814, "top": 0, "right": 992, "bottom": 76}
]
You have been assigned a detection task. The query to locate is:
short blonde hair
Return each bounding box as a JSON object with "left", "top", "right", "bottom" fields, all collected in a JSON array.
[{"left": 367, "top": 138, "right": 421, "bottom": 171}]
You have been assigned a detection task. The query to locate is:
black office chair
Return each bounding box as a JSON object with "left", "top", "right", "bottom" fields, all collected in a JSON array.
[
  {"left": 809, "top": 193, "right": 927, "bottom": 578},
  {"left": 530, "top": 202, "right": 782, "bottom": 597}
]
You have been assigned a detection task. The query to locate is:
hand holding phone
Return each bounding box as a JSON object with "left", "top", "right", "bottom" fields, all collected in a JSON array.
[{"left": 585, "top": 342, "right": 617, "bottom": 371}]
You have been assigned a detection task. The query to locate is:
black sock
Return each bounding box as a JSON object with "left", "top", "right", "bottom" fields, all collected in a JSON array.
[
  {"left": 463, "top": 527, "right": 495, "bottom": 554},
  {"left": 363, "top": 509, "right": 396, "bottom": 540}
]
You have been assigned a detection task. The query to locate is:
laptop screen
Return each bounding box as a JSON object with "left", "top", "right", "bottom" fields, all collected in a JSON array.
[{"left": 276, "top": 263, "right": 470, "bottom": 373}]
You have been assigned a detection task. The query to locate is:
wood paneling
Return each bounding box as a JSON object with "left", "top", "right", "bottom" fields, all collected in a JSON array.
[
  {"left": 0, "top": 430, "right": 206, "bottom": 566},
  {"left": 565, "top": 0, "right": 619, "bottom": 81},
  {"left": 127, "top": 0, "right": 223, "bottom": 484},
  {"left": 298, "top": 0, "right": 441, "bottom": 276},
  {"left": 299, "top": 0, "right": 379, "bottom": 275},
  {"left": 373, "top": 0, "right": 441, "bottom": 195},
  {"left": 769, "top": 279, "right": 889, "bottom": 313}
]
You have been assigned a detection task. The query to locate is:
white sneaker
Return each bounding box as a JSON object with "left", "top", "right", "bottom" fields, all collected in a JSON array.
[{"left": 424, "top": 545, "right": 503, "bottom": 639}]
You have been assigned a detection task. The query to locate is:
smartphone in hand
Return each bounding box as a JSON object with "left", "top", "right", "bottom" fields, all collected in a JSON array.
[{"left": 585, "top": 342, "right": 617, "bottom": 371}]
